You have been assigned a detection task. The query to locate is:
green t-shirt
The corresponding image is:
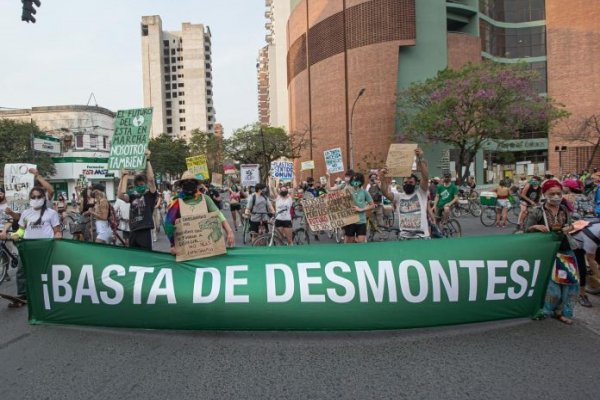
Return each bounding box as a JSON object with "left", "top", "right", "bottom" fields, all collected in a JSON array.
[
  {"left": 350, "top": 188, "right": 373, "bottom": 224},
  {"left": 436, "top": 183, "right": 458, "bottom": 208}
]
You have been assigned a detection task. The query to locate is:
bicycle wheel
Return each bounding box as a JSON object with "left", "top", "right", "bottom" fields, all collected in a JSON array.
[
  {"left": 242, "top": 218, "right": 251, "bottom": 245},
  {"left": 469, "top": 201, "right": 482, "bottom": 217},
  {"left": 293, "top": 228, "right": 310, "bottom": 245},
  {"left": 252, "top": 234, "right": 271, "bottom": 247},
  {"left": 451, "top": 205, "right": 463, "bottom": 219},
  {"left": 0, "top": 250, "right": 10, "bottom": 284},
  {"left": 507, "top": 205, "right": 520, "bottom": 225},
  {"left": 480, "top": 207, "right": 497, "bottom": 227},
  {"left": 445, "top": 219, "right": 462, "bottom": 237}
]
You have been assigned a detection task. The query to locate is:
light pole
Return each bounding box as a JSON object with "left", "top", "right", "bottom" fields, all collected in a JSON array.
[
  {"left": 555, "top": 145, "right": 567, "bottom": 178},
  {"left": 348, "top": 88, "right": 365, "bottom": 170}
]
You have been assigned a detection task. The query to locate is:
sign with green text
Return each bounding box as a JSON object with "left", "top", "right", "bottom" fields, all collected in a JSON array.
[
  {"left": 20, "top": 234, "right": 558, "bottom": 331},
  {"left": 108, "top": 108, "right": 153, "bottom": 170}
]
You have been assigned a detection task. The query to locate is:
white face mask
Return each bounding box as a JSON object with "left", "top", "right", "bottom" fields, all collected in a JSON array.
[
  {"left": 30, "top": 198, "right": 45, "bottom": 209},
  {"left": 547, "top": 195, "right": 562, "bottom": 206}
]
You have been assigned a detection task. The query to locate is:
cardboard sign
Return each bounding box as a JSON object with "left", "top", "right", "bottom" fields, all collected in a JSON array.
[
  {"left": 4, "top": 163, "right": 36, "bottom": 213},
  {"left": 211, "top": 173, "right": 223, "bottom": 187},
  {"left": 270, "top": 160, "right": 294, "bottom": 182},
  {"left": 174, "top": 211, "right": 226, "bottom": 262},
  {"left": 301, "top": 160, "right": 315, "bottom": 171},
  {"left": 324, "top": 148, "right": 344, "bottom": 174},
  {"left": 108, "top": 108, "right": 153, "bottom": 170},
  {"left": 386, "top": 143, "right": 417, "bottom": 177},
  {"left": 186, "top": 155, "right": 209, "bottom": 180},
  {"left": 240, "top": 164, "right": 260, "bottom": 187},
  {"left": 301, "top": 189, "right": 359, "bottom": 231}
]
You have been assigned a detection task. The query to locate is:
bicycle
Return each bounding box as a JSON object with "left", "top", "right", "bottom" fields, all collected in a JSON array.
[
  {"left": 434, "top": 215, "right": 462, "bottom": 238},
  {"left": 0, "top": 239, "right": 19, "bottom": 285},
  {"left": 243, "top": 212, "right": 271, "bottom": 245},
  {"left": 451, "top": 196, "right": 482, "bottom": 218},
  {"left": 252, "top": 210, "right": 291, "bottom": 247}
]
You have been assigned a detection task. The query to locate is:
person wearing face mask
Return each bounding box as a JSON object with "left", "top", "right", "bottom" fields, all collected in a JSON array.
[
  {"left": 274, "top": 186, "right": 294, "bottom": 245},
  {"left": 165, "top": 171, "right": 235, "bottom": 255},
  {"left": 344, "top": 173, "right": 374, "bottom": 243},
  {"left": 381, "top": 148, "right": 430, "bottom": 237},
  {"left": 326, "top": 169, "right": 354, "bottom": 192},
  {"left": 7, "top": 187, "right": 61, "bottom": 308},
  {"left": 433, "top": 172, "right": 459, "bottom": 224},
  {"left": 518, "top": 177, "right": 542, "bottom": 229},
  {"left": 117, "top": 150, "right": 158, "bottom": 250},
  {"left": 526, "top": 179, "right": 579, "bottom": 324}
]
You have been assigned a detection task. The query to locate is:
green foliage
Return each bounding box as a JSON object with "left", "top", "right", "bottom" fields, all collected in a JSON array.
[
  {"left": 397, "top": 62, "right": 569, "bottom": 181},
  {"left": 0, "top": 119, "right": 55, "bottom": 176},
  {"left": 147, "top": 134, "right": 189, "bottom": 179},
  {"left": 189, "top": 129, "right": 224, "bottom": 175}
]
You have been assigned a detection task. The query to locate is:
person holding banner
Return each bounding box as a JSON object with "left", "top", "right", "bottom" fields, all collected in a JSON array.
[
  {"left": 165, "top": 171, "right": 235, "bottom": 256},
  {"left": 7, "top": 186, "right": 62, "bottom": 307},
  {"left": 344, "top": 173, "right": 374, "bottom": 243}
]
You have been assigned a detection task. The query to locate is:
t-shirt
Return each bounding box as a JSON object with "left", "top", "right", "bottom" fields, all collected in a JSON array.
[
  {"left": 573, "top": 224, "right": 600, "bottom": 254},
  {"left": 394, "top": 187, "right": 430, "bottom": 236},
  {"left": 113, "top": 198, "right": 131, "bottom": 232},
  {"left": 275, "top": 197, "right": 293, "bottom": 221},
  {"left": 436, "top": 183, "right": 458, "bottom": 208},
  {"left": 128, "top": 190, "right": 158, "bottom": 232},
  {"left": 247, "top": 193, "right": 270, "bottom": 222},
  {"left": 350, "top": 188, "right": 373, "bottom": 224},
  {"left": 19, "top": 207, "right": 60, "bottom": 239}
]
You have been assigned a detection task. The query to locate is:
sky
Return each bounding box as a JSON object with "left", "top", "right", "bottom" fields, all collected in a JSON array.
[{"left": 0, "top": 0, "right": 266, "bottom": 136}]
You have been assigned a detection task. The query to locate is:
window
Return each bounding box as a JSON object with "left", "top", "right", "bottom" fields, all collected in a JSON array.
[
  {"left": 166, "top": 110, "right": 172, "bottom": 116},
  {"left": 172, "top": 92, "right": 178, "bottom": 98},
  {"left": 167, "top": 127, "right": 173, "bottom": 134},
  {"left": 208, "top": 124, "right": 213, "bottom": 131},
  {"left": 177, "top": 65, "right": 183, "bottom": 69},
  {"left": 164, "top": 67, "right": 169, "bottom": 73},
  {"left": 179, "top": 100, "right": 185, "bottom": 105},
  {"left": 180, "top": 117, "right": 186, "bottom": 122},
  {"left": 165, "top": 84, "right": 170, "bottom": 90},
  {"left": 172, "top": 84, "right": 177, "bottom": 89},
  {"left": 205, "top": 63, "right": 210, "bottom": 69},
  {"left": 103, "top": 136, "right": 108, "bottom": 149},
  {"left": 163, "top": 49, "right": 169, "bottom": 56},
  {"left": 178, "top": 57, "right": 183, "bottom": 61},
  {"left": 171, "top": 57, "right": 176, "bottom": 63},
  {"left": 171, "top": 49, "right": 176, "bottom": 55},
  {"left": 166, "top": 101, "right": 172, "bottom": 107},
  {"left": 171, "top": 66, "right": 176, "bottom": 72},
  {"left": 75, "top": 134, "right": 84, "bottom": 148},
  {"left": 165, "top": 75, "right": 170, "bottom": 82},
  {"left": 177, "top": 74, "right": 184, "bottom": 78},
  {"left": 164, "top": 57, "right": 169, "bottom": 64},
  {"left": 172, "top": 75, "right": 176, "bottom": 80},
  {"left": 141, "top": 24, "right": 148, "bottom": 36},
  {"left": 167, "top": 118, "right": 172, "bottom": 125},
  {"left": 166, "top": 93, "right": 171, "bottom": 99},
  {"left": 178, "top": 83, "right": 184, "bottom": 87},
  {"left": 163, "top": 40, "right": 169, "bottom": 47},
  {"left": 178, "top": 92, "right": 184, "bottom": 96},
  {"left": 90, "top": 135, "right": 98, "bottom": 149},
  {"left": 180, "top": 126, "right": 186, "bottom": 131},
  {"left": 179, "top": 109, "right": 185, "bottom": 114}
]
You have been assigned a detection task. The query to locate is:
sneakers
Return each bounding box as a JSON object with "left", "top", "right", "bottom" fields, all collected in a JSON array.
[
  {"left": 578, "top": 294, "right": 593, "bottom": 308},
  {"left": 585, "top": 287, "right": 600, "bottom": 295}
]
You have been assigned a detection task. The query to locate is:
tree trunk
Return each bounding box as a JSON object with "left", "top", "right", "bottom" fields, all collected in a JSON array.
[{"left": 456, "top": 147, "right": 466, "bottom": 185}]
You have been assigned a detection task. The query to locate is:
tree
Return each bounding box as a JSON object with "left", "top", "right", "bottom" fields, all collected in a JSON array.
[
  {"left": 189, "top": 129, "right": 224, "bottom": 176},
  {"left": 224, "top": 123, "right": 311, "bottom": 181},
  {"left": 563, "top": 114, "right": 600, "bottom": 171},
  {"left": 0, "top": 119, "right": 55, "bottom": 176},
  {"left": 397, "top": 62, "right": 568, "bottom": 182},
  {"left": 147, "top": 134, "right": 189, "bottom": 181}
]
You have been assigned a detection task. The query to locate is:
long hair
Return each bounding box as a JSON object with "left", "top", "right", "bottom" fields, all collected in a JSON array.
[{"left": 29, "top": 186, "right": 47, "bottom": 226}]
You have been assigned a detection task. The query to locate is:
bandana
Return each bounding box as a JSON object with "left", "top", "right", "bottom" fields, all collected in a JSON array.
[{"left": 541, "top": 179, "right": 562, "bottom": 194}]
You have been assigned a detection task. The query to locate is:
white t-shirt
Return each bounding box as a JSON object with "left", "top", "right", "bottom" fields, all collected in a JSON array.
[
  {"left": 275, "top": 197, "right": 293, "bottom": 221},
  {"left": 19, "top": 207, "right": 60, "bottom": 239},
  {"left": 394, "top": 187, "right": 430, "bottom": 236},
  {"left": 113, "top": 198, "right": 131, "bottom": 232},
  {"left": 573, "top": 224, "right": 600, "bottom": 254}
]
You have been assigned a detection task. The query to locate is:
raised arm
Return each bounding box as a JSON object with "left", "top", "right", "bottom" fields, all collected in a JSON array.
[
  {"left": 378, "top": 169, "right": 394, "bottom": 202},
  {"left": 29, "top": 168, "right": 54, "bottom": 199},
  {"left": 415, "top": 148, "right": 429, "bottom": 193},
  {"left": 118, "top": 170, "right": 130, "bottom": 202},
  {"left": 145, "top": 150, "right": 156, "bottom": 193}
]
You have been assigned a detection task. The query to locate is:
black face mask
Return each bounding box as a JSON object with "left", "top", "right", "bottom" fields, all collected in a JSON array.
[
  {"left": 403, "top": 184, "right": 416, "bottom": 194},
  {"left": 280, "top": 191, "right": 288, "bottom": 197},
  {"left": 182, "top": 181, "right": 197, "bottom": 195}
]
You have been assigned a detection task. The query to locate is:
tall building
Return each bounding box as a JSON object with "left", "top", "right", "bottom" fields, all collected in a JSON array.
[
  {"left": 257, "top": 0, "right": 291, "bottom": 128},
  {"left": 141, "top": 16, "right": 216, "bottom": 140},
  {"left": 287, "top": 0, "right": 600, "bottom": 180}
]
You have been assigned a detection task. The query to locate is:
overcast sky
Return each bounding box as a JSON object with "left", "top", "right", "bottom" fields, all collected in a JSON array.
[{"left": 0, "top": 0, "right": 266, "bottom": 136}]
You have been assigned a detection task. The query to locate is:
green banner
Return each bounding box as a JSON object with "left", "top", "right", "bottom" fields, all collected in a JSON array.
[
  {"left": 108, "top": 108, "right": 153, "bottom": 170},
  {"left": 19, "top": 234, "right": 559, "bottom": 331}
]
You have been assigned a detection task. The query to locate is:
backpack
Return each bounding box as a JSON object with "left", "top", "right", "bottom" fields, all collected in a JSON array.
[
  {"left": 108, "top": 203, "right": 119, "bottom": 231},
  {"left": 250, "top": 193, "right": 271, "bottom": 215}
]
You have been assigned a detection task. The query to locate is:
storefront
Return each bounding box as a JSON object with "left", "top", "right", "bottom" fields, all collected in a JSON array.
[{"left": 50, "top": 157, "right": 120, "bottom": 201}]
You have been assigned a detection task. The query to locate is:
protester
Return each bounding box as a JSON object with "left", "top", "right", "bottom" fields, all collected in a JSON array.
[
  {"left": 152, "top": 191, "right": 163, "bottom": 242},
  {"left": 245, "top": 183, "right": 274, "bottom": 241},
  {"left": 84, "top": 183, "right": 112, "bottom": 244},
  {"left": 162, "top": 184, "right": 172, "bottom": 208},
  {"left": 526, "top": 179, "right": 578, "bottom": 324},
  {"left": 274, "top": 185, "right": 294, "bottom": 245},
  {"left": 492, "top": 180, "right": 511, "bottom": 228},
  {"left": 344, "top": 172, "right": 374, "bottom": 243},
  {"left": 113, "top": 196, "right": 131, "bottom": 246},
  {"left": 165, "top": 171, "right": 234, "bottom": 255},
  {"left": 570, "top": 221, "right": 600, "bottom": 306},
  {"left": 56, "top": 193, "right": 67, "bottom": 225},
  {"left": 79, "top": 187, "right": 95, "bottom": 242},
  {"left": 228, "top": 183, "right": 243, "bottom": 230},
  {"left": 207, "top": 184, "right": 223, "bottom": 209},
  {"left": 518, "top": 177, "right": 542, "bottom": 229},
  {"left": 8, "top": 186, "right": 61, "bottom": 307},
  {"left": 327, "top": 170, "right": 354, "bottom": 192},
  {"left": 117, "top": 150, "right": 158, "bottom": 250},
  {"left": 433, "top": 173, "right": 458, "bottom": 223},
  {"left": 367, "top": 172, "right": 385, "bottom": 231},
  {"left": 380, "top": 148, "right": 430, "bottom": 237},
  {"left": 304, "top": 177, "right": 319, "bottom": 199},
  {"left": 428, "top": 177, "right": 440, "bottom": 201}
]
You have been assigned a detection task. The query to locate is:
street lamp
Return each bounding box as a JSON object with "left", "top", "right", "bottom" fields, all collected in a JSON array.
[
  {"left": 348, "top": 88, "right": 366, "bottom": 170},
  {"left": 554, "top": 145, "right": 567, "bottom": 178}
]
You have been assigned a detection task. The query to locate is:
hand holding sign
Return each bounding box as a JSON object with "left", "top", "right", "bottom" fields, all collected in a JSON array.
[{"left": 386, "top": 143, "right": 417, "bottom": 177}]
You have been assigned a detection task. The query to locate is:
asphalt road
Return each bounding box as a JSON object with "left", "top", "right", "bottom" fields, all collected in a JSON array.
[{"left": 2, "top": 209, "right": 600, "bottom": 399}]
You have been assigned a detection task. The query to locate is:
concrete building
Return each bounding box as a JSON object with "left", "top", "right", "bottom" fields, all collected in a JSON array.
[
  {"left": 257, "top": 45, "right": 270, "bottom": 125},
  {"left": 141, "top": 16, "right": 216, "bottom": 140},
  {"left": 287, "top": 0, "right": 600, "bottom": 181},
  {"left": 0, "top": 105, "right": 119, "bottom": 200}
]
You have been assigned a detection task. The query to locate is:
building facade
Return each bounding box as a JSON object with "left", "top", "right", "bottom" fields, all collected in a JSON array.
[
  {"left": 287, "top": 0, "right": 600, "bottom": 181},
  {"left": 141, "top": 16, "right": 216, "bottom": 140},
  {"left": 0, "top": 105, "right": 119, "bottom": 200},
  {"left": 257, "top": 45, "right": 270, "bottom": 125}
]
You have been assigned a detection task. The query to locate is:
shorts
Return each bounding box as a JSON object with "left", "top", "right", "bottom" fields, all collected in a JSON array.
[
  {"left": 344, "top": 223, "right": 367, "bottom": 237},
  {"left": 275, "top": 220, "right": 292, "bottom": 228},
  {"left": 95, "top": 220, "right": 112, "bottom": 242},
  {"left": 230, "top": 203, "right": 241, "bottom": 211},
  {"left": 496, "top": 199, "right": 510, "bottom": 209},
  {"left": 435, "top": 207, "right": 446, "bottom": 219},
  {"left": 249, "top": 220, "right": 268, "bottom": 234},
  {"left": 129, "top": 229, "right": 153, "bottom": 250}
]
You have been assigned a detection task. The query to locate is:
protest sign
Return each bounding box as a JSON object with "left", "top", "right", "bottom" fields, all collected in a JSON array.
[
  {"left": 108, "top": 108, "right": 153, "bottom": 170},
  {"left": 4, "top": 163, "right": 36, "bottom": 212},
  {"left": 301, "top": 189, "right": 359, "bottom": 231},
  {"left": 386, "top": 143, "right": 418, "bottom": 177},
  {"left": 174, "top": 212, "right": 226, "bottom": 262},
  {"left": 270, "top": 160, "right": 294, "bottom": 182},
  {"left": 324, "top": 148, "right": 344, "bottom": 173},
  {"left": 301, "top": 160, "right": 315, "bottom": 171},
  {"left": 211, "top": 173, "right": 223, "bottom": 187},
  {"left": 241, "top": 164, "right": 260, "bottom": 187},
  {"left": 186, "top": 155, "right": 209, "bottom": 180},
  {"left": 223, "top": 162, "right": 236, "bottom": 175},
  {"left": 22, "top": 234, "right": 558, "bottom": 330}
]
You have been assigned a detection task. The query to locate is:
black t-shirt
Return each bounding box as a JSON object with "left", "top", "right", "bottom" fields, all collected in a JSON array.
[
  {"left": 128, "top": 190, "right": 158, "bottom": 232},
  {"left": 208, "top": 188, "right": 222, "bottom": 209}
]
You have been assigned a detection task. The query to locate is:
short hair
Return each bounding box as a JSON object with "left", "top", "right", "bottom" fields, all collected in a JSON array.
[
  {"left": 352, "top": 172, "right": 365, "bottom": 185},
  {"left": 134, "top": 174, "right": 146, "bottom": 185}
]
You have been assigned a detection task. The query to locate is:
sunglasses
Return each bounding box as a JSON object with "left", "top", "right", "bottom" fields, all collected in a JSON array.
[{"left": 30, "top": 195, "right": 44, "bottom": 200}]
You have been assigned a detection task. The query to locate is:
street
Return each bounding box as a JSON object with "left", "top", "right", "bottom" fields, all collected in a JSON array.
[{"left": 1, "top": 211, "right": 600, "bottom": 399}]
